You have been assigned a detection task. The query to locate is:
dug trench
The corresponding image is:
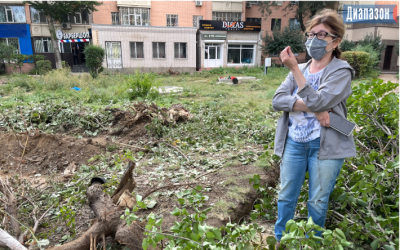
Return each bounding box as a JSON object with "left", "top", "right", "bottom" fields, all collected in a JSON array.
[{"left": 0, "top": 102, "right": 278, "bottom": 249}]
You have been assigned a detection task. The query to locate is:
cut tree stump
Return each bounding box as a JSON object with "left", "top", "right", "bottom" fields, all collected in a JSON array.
[{"left": 48, "top": 161, "right": 145, "bottom": 250}]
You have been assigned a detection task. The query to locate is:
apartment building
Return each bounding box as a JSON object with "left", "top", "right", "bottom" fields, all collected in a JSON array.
[
  {"left": 91, "top": 1, "right": 299, "bottom": 72},
  {"left": 0, "top": 2, "right": 33, "bottom": 73},
  {"left": 339, "top": 1, "right": 399, "bottom": 71}
]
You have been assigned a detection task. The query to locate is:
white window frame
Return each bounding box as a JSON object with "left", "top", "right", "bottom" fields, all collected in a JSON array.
[
  {"left": 212, "top": 12, "right": 241, "bottom": 21},
  {"left": 130, "top": 42, "right": 144, "bottom": 59},
  {"left": 0, "top": 38, "right": 20, "bottom": 54},
  {"left": 227, "top": 43, "right": 256, "bottom": 66},
  {"left": 30, "top": 7, "right": 47, "bottom": 23},
  {"left": 193, "top": 15, "right": 203, "bottom": 28},
  {"left": 167, "top": 14, "right": 178, "bottom": 27},
  {"left": 33, "top": 37, "right": 53, "bottom": 53},
  {"left": 1, "top": 6, "right": 27, "bottom": 23},
  {"left": 121, "top": 7, "right": 150, "bottom": 26},
  {"left": 152, "top": 42, "right": 166, "bottom": 59},
  {"left": 111, "top": 12, "right": 119, "bottom": 25},
  {"left": 174, "top": 42, "right": 187, "bottom": 59},
  {"left": 75, "top": 12, "right": 82, "bottom": 24}
]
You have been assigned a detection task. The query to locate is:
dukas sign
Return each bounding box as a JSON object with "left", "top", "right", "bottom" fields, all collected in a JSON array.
[{"left": 199, "top": 20, "right": 261, "bottom": 31}]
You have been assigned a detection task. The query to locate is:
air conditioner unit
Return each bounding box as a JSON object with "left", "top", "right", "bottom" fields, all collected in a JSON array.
[
  {"left": 246, "top": 2, "right": 252, "bottom": 8},
  {"left": 61, "top": 22, "right": 72, "bottom": 30},
  {"left": 195, "top": 1, "right": 202, "bottom": 6}
]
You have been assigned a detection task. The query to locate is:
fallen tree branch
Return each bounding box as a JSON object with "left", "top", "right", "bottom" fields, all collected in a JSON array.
[
  {"left": 0, "top": 228, "right": 28, "bottom": 250},
  {"left": 163, "top": 142, "right": 190, "bottom": 163}
]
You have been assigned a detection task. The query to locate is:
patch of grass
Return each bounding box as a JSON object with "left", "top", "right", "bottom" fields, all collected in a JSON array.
[{"left": 222, "top": 177, "right": 236, "bottom": 186}]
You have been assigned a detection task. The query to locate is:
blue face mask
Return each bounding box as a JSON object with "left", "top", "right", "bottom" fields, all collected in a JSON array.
[{"left": 305, "top": 37, "right": 337, "bottom": 60}]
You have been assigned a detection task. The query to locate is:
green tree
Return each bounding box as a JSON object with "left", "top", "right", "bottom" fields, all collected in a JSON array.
[
  {"left": 259, "top": 1, "right": 338, "bottom": 32},
  {"left": 84, "top": 45, "right": 105, "bottom": 78},
  {"left": 25, "top": 1, "right": 102, "bottom": 69},
  {"left": 262, "top": 26, "right": 305, "bottom": 66},
  {"left": 357, "top": 32, "right": 385, "bottom": 55},
  {"left": 0, "top": 42, "right": 15, "bottom": 65}
]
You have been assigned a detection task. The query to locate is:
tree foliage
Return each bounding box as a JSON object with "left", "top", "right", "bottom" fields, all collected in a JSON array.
[
  {"left": 83, "top": 45, "right": 105, "bottom": 78},
  {"left": 259, "top": 1, "right": 338, "bottom": 32},
  {"left": 0, "top": 43, "right": 15, "bottom": 65},
  {"left": 261, "top": 26, "right": 305, "bottom": 64}
]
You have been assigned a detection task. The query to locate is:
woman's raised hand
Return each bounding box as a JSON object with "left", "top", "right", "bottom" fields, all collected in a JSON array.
[{"left": 279, "top": 46, "right": 298, "bottom": 71}]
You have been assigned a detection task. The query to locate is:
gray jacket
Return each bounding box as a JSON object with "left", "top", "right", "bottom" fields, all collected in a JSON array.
[{"left": 272, "top": 57, "right": 356, "bottom": 160}]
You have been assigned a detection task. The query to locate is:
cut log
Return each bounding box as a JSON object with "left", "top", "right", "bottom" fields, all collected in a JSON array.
[
  {"left": 111, "top": 160, "right": 136, "bottom": 204},
  {"left": 0, "top": 228, "right": 27, "bottom": 250},
  {"left": 48, "top": 172, "right": 144, "bottom": 250}
]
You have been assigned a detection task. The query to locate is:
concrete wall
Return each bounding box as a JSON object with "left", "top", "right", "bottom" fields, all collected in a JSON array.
[{"left": 93, "top": 24, "right": 197, "bottom": 71}]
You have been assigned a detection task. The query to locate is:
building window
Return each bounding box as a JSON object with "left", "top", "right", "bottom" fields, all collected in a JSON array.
[
  {"left": 30, "top": 7, "right": 47, "bottom": 23},
  {"left": 68, "top": 11, "right": 89, "bottom": 24},
  {"left": 33, "top": 37, "right": 54, "bottom": 53},
  {"left": 174, "top": 43, "right": 186, "bottom": 58},
  {"left": 0, "top": 38, "right": 20, "bottom": 53},
  {"left": 112, "top": 12, "right": 119, "bottom": 25},
  {"left": 246, "top": 17, "right": 261, "bottom": 25},
  {"left": 273, "top": 1, "right": 283, "bottom": 5},
  {"left": 193, "top": 15, "right": 203, "bottom": 27},
  {"left": 120, "top": 7, "right": 150, "bottom": 26},
  {"left": 0, "top": 6, "right": 26, "bottom": 23},
  {"left": 289, "top": 18, "right": 300, "bottom": 29},
  {"left": 61, "top": 43, "right": 72, "bottom": 53},
  {"left": 212, "top": 12, "right": 241, "bottom": 21},
  {"left": 167, "top": 14, "right": 178, "bottom": 26},
  {"left": 130, "top": 42, "right": 144, "bottom": 59},
  {"left": 152, "top": 42, "right": 166, "bottom": 58},
  {"left": 271, "top": 18, "right": 281, "bottom": 30},
  {"left": 228, "top": 44, "right": 255, "bottom": 64}
]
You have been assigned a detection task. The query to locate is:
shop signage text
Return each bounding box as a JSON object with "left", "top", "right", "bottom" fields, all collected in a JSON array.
[
  {"left": 201, "top": 34, "right": 227, "bottom": 40},
  {"left": 56, "top": 30, "right": 91, "bottom": 40},
  {"left": 343, "top": 5, "right": 397, "bottom": 23},
  {"left": 199, "top": 20, "right": 261, "bottom": 31}
]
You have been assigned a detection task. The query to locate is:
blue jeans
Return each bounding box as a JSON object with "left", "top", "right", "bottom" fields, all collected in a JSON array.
[{"left": 274, "top": 136, "right": 344, "bottom": 240}]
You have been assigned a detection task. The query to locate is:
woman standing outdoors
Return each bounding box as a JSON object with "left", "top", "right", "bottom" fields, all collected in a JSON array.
[{"left": 272, "top": 9, "right": 356, "bottom": 246}]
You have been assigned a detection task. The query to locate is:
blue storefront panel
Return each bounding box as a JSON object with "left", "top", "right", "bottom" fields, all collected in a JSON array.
[{"left": 0, "top": 24, "right": 33, "bottom": 55}]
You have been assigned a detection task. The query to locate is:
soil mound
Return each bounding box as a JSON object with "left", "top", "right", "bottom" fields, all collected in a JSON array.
[
  {"left": 0, "top": 133, "right": 102, "bottom": 176},
  {"left": 107, "top": 102, "right": 192, "bottom": 140}
]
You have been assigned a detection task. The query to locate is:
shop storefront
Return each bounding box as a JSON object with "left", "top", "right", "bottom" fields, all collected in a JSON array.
[
  {"left": 30, "top": 20, "right": 91, "bottom": 69},
  {"left": 197, "top": 20, "right": 262, "bottom": 69},
  {"left": 92, "top": 24, "right": 197, "bottom": 73}
]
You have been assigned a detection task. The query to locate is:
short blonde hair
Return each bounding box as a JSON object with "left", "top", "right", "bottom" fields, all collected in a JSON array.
[{"left": 305, "top": 9, "right": 345, "bottom": 59}]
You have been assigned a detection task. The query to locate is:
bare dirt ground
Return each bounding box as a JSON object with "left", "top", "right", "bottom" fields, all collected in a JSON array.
[{"left": 0, "top": 102, "right": 277, "bottom": 248}]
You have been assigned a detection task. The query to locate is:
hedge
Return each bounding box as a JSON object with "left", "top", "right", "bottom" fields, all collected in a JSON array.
[{"left": 341, "top": 51, "right": 369, "bottom": 78}]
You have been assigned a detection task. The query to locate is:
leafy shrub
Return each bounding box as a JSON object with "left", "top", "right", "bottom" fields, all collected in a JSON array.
[
  {"left": 36, "top": 60, "right": 52, "bottom": 75},
  {"left": 11, "top": 54, "right": 27, "bottom": 73},
  {"left": 27, "top": 54, "right": 45, "bottom": 74},
  {"left": 340, "top": 36, "right": 356, "bottom": 52},
  {"left": 351, "top": 44, "right": 380, "bottom": 72},
  {"left": 341, "top": 51, "right": 369, "bottom": 78},
  {"left": 125, "top": 72, "right": 159, "bottom": 100},
  {"left": 262, "top": 26, "right": 305, "bottom": 59},
  {"left": 358, "top": 32, "right": 385, "bottom": 55},
  {"left": 0, "top": 42, "right": 14, "bottom": 65},
  {"left": 84, "top": 45, "right": 105, "bottom": 79}
]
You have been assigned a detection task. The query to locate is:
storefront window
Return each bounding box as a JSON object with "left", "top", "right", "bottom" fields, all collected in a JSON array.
[
  {"left": 34, "top": 37, "right": 54, "bottom": 53},
  {"left": 152, "top": 42, "right": 165, "bottom": 58},
  {"left": 0, "top": 6, "right": 26, "bottom": 23},
  {"left": 120, "top": 7, "right": 150, "bottom": 26},
  {"left": 228, "top": 44, "right": 254, "bottom": 64},
  {"left": 31, "top": 7, "right": 47, "bottom": 23},
  {"left": 174, "top": 43, "right": 186, "bottom": 59},
  {"left": 212, "top": 12, "right": 241, "bottom": 21},
  {"left": 130, "top": 42, "right": 144, "bottom": 58},
  {"left": 205, "top": 44, "right": 221, "bottom": 59},
  {"left": 61, "top": 43, "right": 72, "bottom": 53},
  {"left": 0, "top": 38, "right": 20, "bottom": 54}
]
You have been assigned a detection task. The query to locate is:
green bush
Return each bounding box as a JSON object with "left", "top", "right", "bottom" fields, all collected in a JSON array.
[
  {"left": 358, "top": 32, "right": 385, "bottom": 55},
  {"left": 126, "top": 72, "right": 159, "bottom": 100},
  {"left": 27, "top": 54, "right": 45, "bottom": 75},
  {"left": 84, "top": 45, "right": 105, "bottom": 79},
  {"left": 341, "top": 51, "right": 369, "bottom": 78},
  {"left": 351, "top": 44, "right": 380, "bottom": 72},
  {"left": 36, "top": 60, "right": 52, "bottom": 75},
  {"left": 12, "top": 54, "right": 27, "bottom": 73},
  {"left": 340, "top": 36, "right": 356, "bottom": 52}
]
